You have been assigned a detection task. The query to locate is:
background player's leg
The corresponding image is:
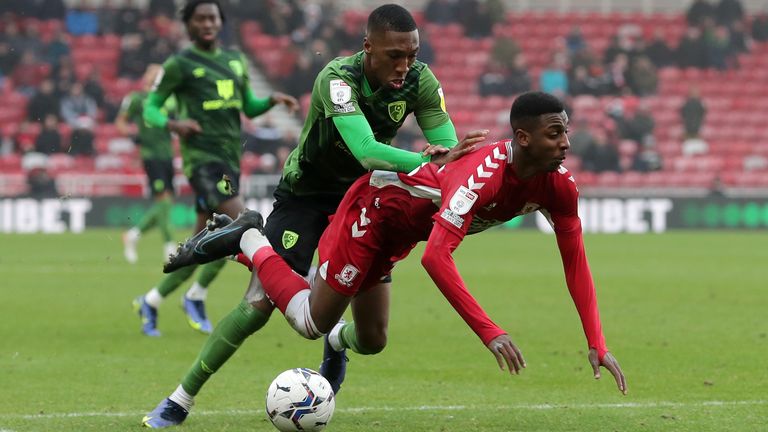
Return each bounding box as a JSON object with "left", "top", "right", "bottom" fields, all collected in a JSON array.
[{"left": 182, "top": 197, "right": 245, "bottom": 332}]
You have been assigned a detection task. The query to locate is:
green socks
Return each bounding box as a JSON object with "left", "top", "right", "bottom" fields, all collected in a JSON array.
[
  {"left": 181, "top": 299, "right": 271, "bottom": 395},
  {"left": 157, "top": 265, "right": 197, "bottom": 297},
  {"left": 338, "top": 321, "right": 380, "bottom": 355}
]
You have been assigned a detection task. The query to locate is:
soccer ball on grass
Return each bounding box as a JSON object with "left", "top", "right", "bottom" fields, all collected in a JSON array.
[{"left": 265, "top": 368, "right": 335, "bottom": 432}]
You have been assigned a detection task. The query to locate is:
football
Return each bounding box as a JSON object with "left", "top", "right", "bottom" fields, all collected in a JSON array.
[{"left": 265, "top": 368, "right": 336, "bottom": 432}]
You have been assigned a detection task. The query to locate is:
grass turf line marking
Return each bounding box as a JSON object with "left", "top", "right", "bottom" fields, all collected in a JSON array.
[{"left": 2, "top": 400, "right": 766, "bottom": 420}]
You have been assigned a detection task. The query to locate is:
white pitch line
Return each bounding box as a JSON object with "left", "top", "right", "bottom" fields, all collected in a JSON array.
[{"left": 0, "top": 400, "right": 765, "bottom": 421}]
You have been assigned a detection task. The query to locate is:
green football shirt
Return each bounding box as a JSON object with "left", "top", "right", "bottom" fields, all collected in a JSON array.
[
  {"left": 148, "top": 46, "right": 252, "bottom": 176},
  {"left": 280, "top": 51, "right": 452, "bottom": 197},
  {"left": 119, "top": 91, "right": 173, "bottom": 161}
]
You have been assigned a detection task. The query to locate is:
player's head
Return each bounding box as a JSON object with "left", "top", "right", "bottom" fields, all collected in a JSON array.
[
  {"left": 142, "top": 64, "right": 163, "bottom": 92},
  {"left": 181, "top": 0, "right": 225, "bottom": 49},
  {"left": 363, "top": 4, "right": 419, "bottom": 90},
  {"left": 509, "top": 91, "right": 570, "bottom": 172}
]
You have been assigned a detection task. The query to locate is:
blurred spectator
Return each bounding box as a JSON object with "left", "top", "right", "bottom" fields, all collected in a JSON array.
[
  {"left": 37, "top": 0, "right": 67, "bottom": 21},
  {"left": 568, "top": 65, "right": 604, "bottom": 96},
  {"left": 119, "top": 34, "right": 147, "bottom": 79},
  {"left": 282, "top": 51, "right": 316, "bottom": 98},
  {"left": 581, "top": 128, "right": 621, "bottom": 173},
  {"left": 604, "top": 52, "right": 630, "bottom": 94},
  {"left": 27, "top": 167, "right": 58, "bottom": 197},
  {"left": 627, "top": 55, "right": 658, "bottom": 96},
  {"left": 424, "top": 0, "right": 456, "bottom": 24},
  {"left": 567, "top": 117, "right": 598, "bottom": 158},
  {"left": 622, "top": 101, "right": 655, "bottom": 144},
  {"left": 418, "top": 32, "right": 436, "bottom": 65},
  {"left": 16, "top": 20, "right": 44, "bottom": 55},
  {"left": 681, "top": 87, "right": 707, "bottom": 136},
  {"left": 687, "top": 0, "right": 716, "bottom": 27},
  {"left": 479, "top": 56, "right": 531, "bottom": 97},
  {"left": 43, "top": 27, "right": 71, "bottom": 68},
  {"left": 27, "top": 79, "right": 61, "bottom": 123},
  {"left": 243, "top": 115, "right": 287, "bottom": 156},
  {"left": 644, "top": 29, "right": 674, "bottom": 68},
  {"left": 539, "top": 53, "right": 568, "bottom": 97},
  {"left": 490, "top": 37, "right": 521, "bottom": 71},
  {"left": 715, "top": 0, "right": 744, "bottom": 27},
  {"left": 752, "top": 13, "right": 768, "bottom": 41},
  {"left": 0, "top": 40, "right": 20, "bottom": 77},
  {"left": 677, "top": 27, "right": 708, "bottom": 68},
  {"left": 703, "top": 23, "right": 734, "bottom": 69},
  {"left": 631, "top": 137, "right": 663, "bottom": 172},
  {"left": 115, "top": 0, "right": 142, "bottom": 35},
  {"left": 13, "top": 121, "right": 38, "bottom": 153},
  {"left": 61, "top": 83, "right": 97, "bottom": 128},
  {"left": 34, "top": 114, "right": 63, "bottom": 155},
  {"left": 68, "top": 118, "right": 95, "bottom": 156},
  {"left": 52, "top": 57, "right": 76, "bottom": 99},
  {"left": 83, "top": 69, "right": 106, "bottom": 108},
  {"left": 457, "top": 0, "right": 496, "bottom": 39},
  {"left": 728, "top": 21, "right": 752, "bottom": 54},
  {"left": 11, "top": 50, "right": 48, "bottom": 96},
  {"left": 65, "top": 6, "right": 99, "bottom": 36},
  {"left": 148, "top": 0, "right": 177, "bottom": 18},
  {"left": 565, "top": 26, "right": 586, "bottom": 54}
]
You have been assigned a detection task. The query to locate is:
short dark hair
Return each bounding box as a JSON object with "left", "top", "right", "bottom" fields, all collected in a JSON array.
[
  {"left": 181, "top": 0, "right": 226, "bottom": 23},
  {"left": 367, "top": 4, "right": 417, "bottom": 34},
  {"left": 509, "top": 91, "right": 565, "bottom": 130}
]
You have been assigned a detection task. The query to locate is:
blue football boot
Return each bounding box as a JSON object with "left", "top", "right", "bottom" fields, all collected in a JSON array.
[
  {"left": 182, "top": 296, "right": 212, "bottom": 334},
  {"left": 163, "top": 210, "right": 264, "bottom": 274},
  {"left": 133, "top": 295, "right": 160, "bottom": 337},
  {"left": 142, "top": 398, "right": 188, "bottom": 428},
  {"left": 319, "top": 332, "right": 348, "bottom": 395}
]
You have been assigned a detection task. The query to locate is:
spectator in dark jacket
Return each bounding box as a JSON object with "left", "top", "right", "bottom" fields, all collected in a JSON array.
[{"left": 681, "top": 87, "right": 707, "bottom": 138}]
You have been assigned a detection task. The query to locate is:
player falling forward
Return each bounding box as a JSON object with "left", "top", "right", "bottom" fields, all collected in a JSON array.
[
  {"left": 117, "top": 64, "right": 177, "bottom": 264},
  {"left": 143, "top": 91, "right": 626, "bottom": 428},
  {"left": 132, "top": 0, "right": 298, "bottom": 337}
]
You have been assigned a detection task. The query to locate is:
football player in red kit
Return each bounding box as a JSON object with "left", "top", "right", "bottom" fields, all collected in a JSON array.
[{"left": 174, "top": 91, "right": 627, "bottom": 396}]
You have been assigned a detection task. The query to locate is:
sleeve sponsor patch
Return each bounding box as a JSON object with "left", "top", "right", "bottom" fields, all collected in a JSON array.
[
  {"left": 330, "top": 79, "right": 352, "bottom": 104},
  {"left": 448, "top": 185, "right": 478, "bottom": 215},
  {"left": 333, "top": 102, "right": 356, "bottom": 113},
  {"left": 440, "top": 208, "right": 464, "bottom": 229}
]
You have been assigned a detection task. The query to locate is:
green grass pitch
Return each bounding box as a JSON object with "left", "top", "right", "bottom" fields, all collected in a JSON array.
[{"left": 1, "top": 229, "right": 766, "bottom": 431}]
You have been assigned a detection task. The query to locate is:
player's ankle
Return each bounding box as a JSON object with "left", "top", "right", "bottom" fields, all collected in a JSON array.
[{"left": 169, "top": 384, "right": 194, "bottom": 411}]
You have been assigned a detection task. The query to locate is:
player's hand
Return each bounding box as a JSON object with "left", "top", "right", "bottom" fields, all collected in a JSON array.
[
  {"left": 168, "top": 119, "right": 202, "bottom": 138},
  {"left": 588, "top": 349, "right": 627, "bottom": 395},
  {"left": 431, "top": 129, "right": 488, "bottom": 166},
  {"left": 486, "top": 334, "right": 526, "bottom": 375},
  {"left": 270, "top": 92, "right": 300, "bottom": 113},
  {"left": 421, "top": 143, "right": 450, "bottom": 157}
]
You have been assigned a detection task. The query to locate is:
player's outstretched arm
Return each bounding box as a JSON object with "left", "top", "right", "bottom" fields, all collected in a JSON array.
[
  {"left": 588, "top": 348, "right": 627, "bottom": 395},
  {"left": 486, "top": 334, "right": 526, "bottom": 375}
]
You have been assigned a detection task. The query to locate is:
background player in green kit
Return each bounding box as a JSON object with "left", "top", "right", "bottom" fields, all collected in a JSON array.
[
  {"left": 132, "top": 0, "right": 299, "bottom": 337},
  {"left": 141, "top": 4, "right": 484, "bottom": 428},
  {"left": 117, "top": 64, "right": 177, "bottom": 265}
]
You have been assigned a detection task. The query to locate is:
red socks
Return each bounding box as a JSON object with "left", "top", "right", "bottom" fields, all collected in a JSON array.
[{"left": 250, "top": 248, "right": 309, "bottom": 314}]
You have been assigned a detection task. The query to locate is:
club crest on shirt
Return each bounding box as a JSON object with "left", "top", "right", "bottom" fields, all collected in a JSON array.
[
  {"left": 282, "top": 230, "right": 299, "bottom": 249},
  {"left": 516, "top": 202, "right": 540, "bottom": 216},
  {"left": 388, "top": 100, "right": 406, "bottom": 122},
  {"left": 335, "top": 264, "right": 359, "bottom": 287},
  {"left": 449, "top": 185, "right": 478, "bottom": 215}
]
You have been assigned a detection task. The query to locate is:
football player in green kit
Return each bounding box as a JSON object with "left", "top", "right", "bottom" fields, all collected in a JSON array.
[
  {"left": 141, "top": 3, "right": 485, "bottom": 428},
  {"left": 118, "top": 64, "right": 178, "bottom": 265},
  {"left": 132, "top": 0, "right": 299, "bottom": 337}
]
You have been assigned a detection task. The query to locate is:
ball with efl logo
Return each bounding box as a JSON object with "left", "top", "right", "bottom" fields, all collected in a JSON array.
[{"left": 265, "top": 368, "right": 335, "bottom": 432}]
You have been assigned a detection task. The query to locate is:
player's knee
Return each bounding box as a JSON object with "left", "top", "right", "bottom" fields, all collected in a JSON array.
[{"left": 357, "top": 330, "right": 387, "bottom": 355}]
